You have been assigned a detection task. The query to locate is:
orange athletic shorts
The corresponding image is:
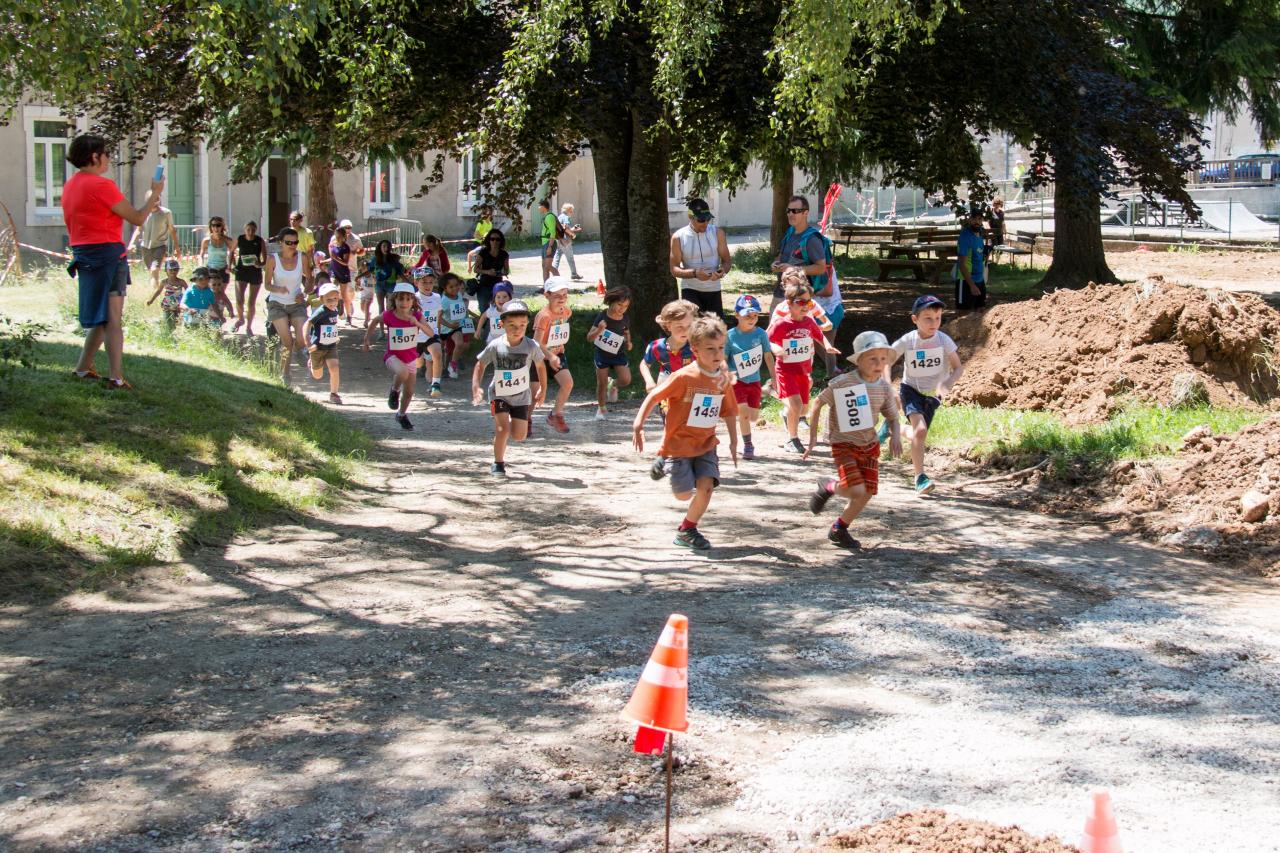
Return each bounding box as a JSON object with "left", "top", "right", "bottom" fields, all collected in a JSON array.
[{"left": 831, "top": 441, "right": 880, "bottom": 495}]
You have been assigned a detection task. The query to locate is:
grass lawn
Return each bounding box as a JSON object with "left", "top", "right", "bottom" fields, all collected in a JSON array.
[{"left": 0, "top": 273, "right": 370, "bottom": 601}]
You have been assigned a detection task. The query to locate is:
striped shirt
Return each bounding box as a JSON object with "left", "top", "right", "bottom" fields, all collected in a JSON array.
[{"left": 817, "top": 373, "right": 899, "bottom": 446}]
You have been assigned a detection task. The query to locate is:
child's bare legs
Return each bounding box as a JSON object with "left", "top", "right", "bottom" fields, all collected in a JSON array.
[
  {"left": 233, "top": 280, "right": 247, "bottom": 330},
  {"left": 325, "top": 359, "right": 340, "bottom": 394},
  {"left": 595, "top": 367, "right": 611, "bottom": 409},
  {"left": 385, "top": 359, "right": 416, "bottom": 414},
  {"left": 834, "top": 482, "right": 872, "bottom": 525},
  {"left": 738, "top": 406, "right": 758, "bottom": 444},
  {"left": 427, "top": 343, "right": 444, "bottom": 382},
  {"left": 785, "top": 395, "right": 805, "bottom": 438},
  {"left": 908, "top": 412, "right": 929, "bottom": 476},
  {"left": 493, "top": 411, "right": 511, "bottom": 462},
  {"left": 552, "top": 369, "right": 573, "bottom": 416},
  {"left": 674, "top": 476, "right": 715, "bottom": 525}
]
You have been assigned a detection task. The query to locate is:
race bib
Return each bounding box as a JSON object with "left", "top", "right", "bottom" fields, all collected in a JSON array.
[
  {"left": 388, "top": 326, "right": 417, "bottom": 351},
  {"left": 462, "top": 314, "right": 476, "bottom": 334},
  {"left": 733, "top": 345, "right": 764, "bottom": 377},
  {"left": 546, "top": 321, "right": 571, "bottom": 349},
  {"left": 595, "top": 328, "right": 624, "bottom": 354},
  {"left": 782, "top": 336, "right": 814, "bottom": 364},
  {"left": 318, "top": 324, "right": 338, "bottom": 346},
  {"left": 834, "top": 382, "right": 874, "bottom": 433},
  {"left": 686, "top": 393, "right": 724, "bottom": 428},
  {"left": 904, "top": 347, "right": 945, "bottom": 381},
  {"left": 493, "top": 368, "right": 530, "bottom": 398},
  {"left": 446, "top": 302, "right": 467, "bottom": 323}
]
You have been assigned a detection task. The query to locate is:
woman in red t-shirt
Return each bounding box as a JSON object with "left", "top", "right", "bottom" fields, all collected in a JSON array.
[{"left": 63, "top": 134, "right": 163, "bottom": 390}]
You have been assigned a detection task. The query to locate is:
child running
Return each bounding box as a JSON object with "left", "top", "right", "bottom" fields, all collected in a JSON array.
[
  {"left": 725, "top": 294, "right": 775, "bottom": 460},
  {"left": 533, "top": 276, "right": 574, "bottom": 433},
  {"left": 180, "top": 267, "right": 218, "bottom": 327},
  {"left": 411, "top": 266, "right": 445, "bottom": 397},
  {"left": 147, "top": 257, "right": 186, "bottom": 326},
  {"left": 887, "top": 294, "right": 964, "bottom": 494},
  {"left": 805, "top": 331, "right": 903, "bottom": 549},
  {"left": 768, "top": 280, "right": 840, "bottom": 453},
  {"left": 363, "top": 282, "right": 436, "bottom": 430},
  {"left": 587, "top": 285, "right": 633, "bottom": 420},
  {"left": 640, "top": 298, "right": 697, "bottom": 479},
  {"left": 481, "top": 282, "right": 515, "bottom": 343},
  {"left": 304, "top": 282, "right": 344, "bottom": 404},
  {"left": 472, "top": 300, "right": 549, "bottom": 476},
  {"left": 633, "top": 315, "right": 739, "bottom": 551},
  {"left": 438, "top": 272, "right": 476, "bottom": 379}
]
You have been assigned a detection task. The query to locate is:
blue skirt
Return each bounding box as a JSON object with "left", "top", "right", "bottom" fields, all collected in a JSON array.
[{"left": 70, "top": 243, "right": 129, "bottom": 328}]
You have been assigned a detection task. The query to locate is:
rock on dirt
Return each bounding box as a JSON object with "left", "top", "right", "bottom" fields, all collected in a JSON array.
[
  {"left": 817, "top": 810, "right": 1079, "bottom": 852},
  {"left": 945, "top": 280, "right": 1280, "bottom": 423},
  {"left": 1242, "top": 489, "right": 1272, "bottom": 523}
]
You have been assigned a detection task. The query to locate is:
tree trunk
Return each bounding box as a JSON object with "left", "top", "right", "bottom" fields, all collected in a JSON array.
[
  {"left": 1040, "top": 154, "right": 1117, "bottom": 289},
  {"left": 307, "top": 159, "right": 338, "bottom": 246},
  {"left": 590, "top": 109, "right": 672, "bottom": 340},
  {"left": 770, "top": 162, "right": 794, "bottom": 251}
]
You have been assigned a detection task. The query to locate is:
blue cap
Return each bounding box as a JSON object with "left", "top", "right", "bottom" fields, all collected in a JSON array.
[
  {"left": 912, "top": 294, "right": 945, "bottom": 313},
  {"left": 734, "top": 294, "right": 762, "bottom": 316}
]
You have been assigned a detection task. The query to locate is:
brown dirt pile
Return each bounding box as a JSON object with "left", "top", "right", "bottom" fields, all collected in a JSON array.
[
  {"left": 1111, "top": 413, "right": 1280, "bottom": 574},
  {"left": 945, "top": 280, "right": 1280, "bottom": 423},
  {"left": 819, "top": 809, "right": 1078, "bottom": 852}
]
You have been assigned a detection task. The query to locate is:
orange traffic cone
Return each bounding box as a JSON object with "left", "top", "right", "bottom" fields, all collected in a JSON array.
[
  {"left": 596, "top": 278, "right": 606, "bottom": 296},
  {"left": 1080, "top": 790, "right": 1123, "bottom": 853},
  {"left": 622, "top": 614, "right": 689, "bottom": 754}
]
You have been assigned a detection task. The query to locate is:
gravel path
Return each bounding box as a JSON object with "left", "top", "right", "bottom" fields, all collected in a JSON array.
[{"left": 1, "top": 312, "right": 1278, "bottom": 852}]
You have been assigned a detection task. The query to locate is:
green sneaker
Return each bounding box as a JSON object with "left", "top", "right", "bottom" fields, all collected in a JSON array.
[
  {"left": 877, "top": 419, "right": 891, "bottom": 444},
  {"left": 914, "top": 473, "right": 935, "bottom": 495},
  {"left": 674, "top": 527, "right": 711, "bottom": 550}
]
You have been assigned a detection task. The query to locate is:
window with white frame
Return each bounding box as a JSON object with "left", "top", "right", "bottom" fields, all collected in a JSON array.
[
  {"left": 456, "top": 149, "right": 491, "bottom": 216},
  {"left": 368, "top": 158, "right": 398, "bottom": 210},
  {"left": 30, "top": 118, "right": 72, "bottom": 216},
  {"left": 666, "top": 174, "right": 688, "bottom": 210}
]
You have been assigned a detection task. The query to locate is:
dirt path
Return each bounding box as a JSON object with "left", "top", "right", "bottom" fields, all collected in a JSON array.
[{"left": 3, "top": 307, "right": 1280, "bottom": 851}]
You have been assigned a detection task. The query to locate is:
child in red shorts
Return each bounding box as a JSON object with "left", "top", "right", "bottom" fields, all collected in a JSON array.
[
  {"left": 805, "top": 331, "right": 903, "bottom": 548},
  {"left": 768, "top": 280, "right": 839, "bottom": 453},
  {"left": 725, "top": 294, "right": 775, "bottom": 460}
]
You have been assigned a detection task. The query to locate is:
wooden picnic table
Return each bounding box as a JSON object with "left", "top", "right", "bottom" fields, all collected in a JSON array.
[{"left": 876, "top": 242, "right": 956, "bottom": 284}]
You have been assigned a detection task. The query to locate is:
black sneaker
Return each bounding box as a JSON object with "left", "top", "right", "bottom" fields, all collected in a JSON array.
[
  {"left": 828, "top": 524, "right": 860, "bottom": 549},
  {"left": 650, "top": 456, "right": 667, "bottom": 481},
  {"left": 490, "top": 462, "right": 506, "bottom": 476},
  {"left": 674, "top": 527, "right": 711, "bottom": 550},
  {"left": 809, "top": 479, "right": 834, "bottom": 515},
  {"left": 396, "top": 413, "right": 413, "bottom": 430},
  {"left": 786, "top": 437, "right": 805, "bottom": 454},
  {"left": 388, "top": 387, "right": 400, "bottom": 410}
]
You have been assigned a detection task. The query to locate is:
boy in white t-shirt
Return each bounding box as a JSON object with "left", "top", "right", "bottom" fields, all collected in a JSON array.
[
  {"left": 886, "top": 295, "right": 964, "bottom": 494},
  {"left": 411, "top": 266, "right": 445, "bottom": 397}
]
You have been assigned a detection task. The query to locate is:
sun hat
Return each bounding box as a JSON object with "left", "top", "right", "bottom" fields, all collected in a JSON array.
[
  {"left": 848, "top": 330, "right": 898, "bottom": 365},
  {"left": 734, "top": 294, "right": 762, "bottom": 316},
  {"left": 911, "top": 294, "right": 945, "bottom": 314},
  {"left": 191, "top": 266, "right": 210, "bottom": 280},
  {"left": 391, "top": 282, "right": 416, "bottom": 295},
  {"left": 164, "top": 257, "right": 181, "bottom": 270},
  {"left": 500, "top": 299, "right": 531, "bottom": 317},
  {"left": 688, "top": 199, "right": 714, "bottom": 222},
  {"left": 543, "top": 276, "right": 570, "bottom": 293},
  {"left": 318, "top": 283, "right": 340, "bottom": 297},
  {"left": 337, "top": 218, "right": 354, "bottom": 230}
]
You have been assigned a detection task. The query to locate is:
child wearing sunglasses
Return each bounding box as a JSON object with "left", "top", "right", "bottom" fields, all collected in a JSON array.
[{"left": 768, "top": 280, "right": 840, "bottom": 453}]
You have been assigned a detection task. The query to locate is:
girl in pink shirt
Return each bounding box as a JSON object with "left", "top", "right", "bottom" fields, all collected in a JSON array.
[{"left": 363, "top": 283, "right": 437, "bottom": 431}]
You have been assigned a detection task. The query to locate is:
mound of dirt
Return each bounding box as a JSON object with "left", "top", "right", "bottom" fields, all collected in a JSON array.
[
  {"left": 819, "top": 809, "right": 1078, "bottom": 852},
  {"left": 1111, "top": 413, "right": 1280, "bottom": 574},
  {"left": 945, "top": 280, "right": 1280, "bottom": 423}
]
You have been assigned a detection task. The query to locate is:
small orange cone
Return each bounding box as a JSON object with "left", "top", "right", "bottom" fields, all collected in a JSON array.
[
  {"left": 622, "top": 614, "right": 689, "bottom": 754},
  {"left": 596, "top": 278, "right": 606, "bottom": 296},
  {"left": 1080, "top": 790, "right": 1123, "bottom": 853}
]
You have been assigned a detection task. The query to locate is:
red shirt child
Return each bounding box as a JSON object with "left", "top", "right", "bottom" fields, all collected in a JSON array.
[{"left": 768, "top": 313, "right": 824, "bottom": 402}]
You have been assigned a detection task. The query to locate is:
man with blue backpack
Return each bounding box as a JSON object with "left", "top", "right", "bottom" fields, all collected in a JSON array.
[{"left": 770, "top": 195, "right": 843, "bottom": 372}]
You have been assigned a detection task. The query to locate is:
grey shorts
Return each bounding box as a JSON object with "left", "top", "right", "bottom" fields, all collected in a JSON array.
[
  {"left": 665, "top": 449, "right": 720, "bottom": 494},
  {"left": 267, "top": 300, "right": 308, "bottom": 323},
  {"left": 140, "top": 245, "right": 167, "bottom": 270}
]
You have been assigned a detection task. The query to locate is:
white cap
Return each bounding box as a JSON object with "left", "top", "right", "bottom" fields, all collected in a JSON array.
[
  {"left": 391, "top": 282, "right": 416, "bottom": 295},
  {"left": 849, "top": 330, "right": 898, "bottom": 365},
  {"left": 543, "top": 276, "right": 570, "bottom": 293},
  {"left": 318, "top": 283, "right": 340, "bottom": 297},
  {"left": 337, "top": 218, "right": 354, "bottom": 230}
]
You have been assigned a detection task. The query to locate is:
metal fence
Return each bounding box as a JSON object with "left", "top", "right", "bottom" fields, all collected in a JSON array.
[
  {"left": 1190, "top": 157, "right": 1280, "bottom": 186},
  {"left": 365, "top": 216, "right": 423, "bottom": 253}
]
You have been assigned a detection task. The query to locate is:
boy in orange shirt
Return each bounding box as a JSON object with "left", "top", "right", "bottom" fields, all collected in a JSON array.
[{"left": 633, "top": 315, "right": 739, "bottom": 550}]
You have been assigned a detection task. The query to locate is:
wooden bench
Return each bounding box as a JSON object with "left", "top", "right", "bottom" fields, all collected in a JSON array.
[
  {"left": 876, "top": 257, "right": 950, "bottom": 284},
  {"left": 992, "top": 232, "right": 1036, "bottom": 267},
  {"left": 830, "top": 225, "right": 908, "bottom": 256}
]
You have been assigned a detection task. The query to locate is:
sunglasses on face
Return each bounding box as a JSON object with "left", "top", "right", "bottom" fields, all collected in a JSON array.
[
  {"left": 786, "top": 208, "right": 807, "bottom": 214},
  {"left": 283, "top": 240, "right": 298, "bottom": 246},
  {"left": 790, "top": 298, "right": 811, "bottom": 306}
]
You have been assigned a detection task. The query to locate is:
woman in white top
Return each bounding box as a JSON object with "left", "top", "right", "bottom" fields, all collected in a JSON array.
[{"left": 263, "top": 227, "right": 314, "bottom": 383}]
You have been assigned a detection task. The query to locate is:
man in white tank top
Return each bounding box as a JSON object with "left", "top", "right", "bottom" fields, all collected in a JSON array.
[{"left": 670, "top": 198, "right": 732, "bottom": 318}]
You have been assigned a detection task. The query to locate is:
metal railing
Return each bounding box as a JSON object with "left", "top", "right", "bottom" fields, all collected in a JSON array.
[
  {"left": 366, "top": 216, "right": 423, "bottom": 253},
  {"left": 1190, "top": 157, "right": 1280, "bottom": 186}
]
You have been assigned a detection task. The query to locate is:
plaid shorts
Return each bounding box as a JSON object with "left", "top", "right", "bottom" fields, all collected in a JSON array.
[{"left": 831, "top": 441, "right": 880, "bottom": 495}]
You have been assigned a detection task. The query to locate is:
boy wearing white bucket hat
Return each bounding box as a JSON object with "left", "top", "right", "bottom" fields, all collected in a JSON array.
[{"left": 805, "top": 330, "right": 903, "bottom": 549}]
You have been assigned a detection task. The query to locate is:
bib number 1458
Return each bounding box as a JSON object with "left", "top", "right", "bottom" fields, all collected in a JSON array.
[{"left": 686, "top": 393, "right": 724, "bottom": 428}]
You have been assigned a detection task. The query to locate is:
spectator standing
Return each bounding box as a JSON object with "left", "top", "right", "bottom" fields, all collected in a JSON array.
[
  {"left": 986, "top": 198, "right": 1006, "bottom": 260},
  {"left": 64, "top": 134, "right": 163, "bottom": 390},
  {"left": 954, "top": 207, "right": 988, "bottom": 311},
  {"left": 474, "top": 229, "right": 511, "bottom": 314},
  {"left": 137, "top": 204, "right": 178, "bottom": 298},
  {"left": 670, "top": 198, "right": 731, "bottom": 318},
  {"left": 553, "top": 203, "right": 584, "bottom": 281},
  {"left": 769, "top": 195, "right": 827, "bottom": 315},
  {"left": 538, "top": 199, "right": 561, "bottom": 281},
  {"left": 290, "top": 211, "right": 315, "bottom": 258}
]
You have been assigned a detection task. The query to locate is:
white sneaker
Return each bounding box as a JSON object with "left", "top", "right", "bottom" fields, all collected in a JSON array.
[
  {"left": 595, "top": 408, "right": 606, "bottom": 421},
  {"left": 447, "top": 364, "right": 459, "bottom": 379},
  {"left": 607, "top": 378, "right": 618, "bottom": 403}
]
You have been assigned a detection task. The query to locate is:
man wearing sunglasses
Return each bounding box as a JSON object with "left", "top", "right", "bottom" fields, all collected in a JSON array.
[
  {"left": 670, "top": 198, "right": 732, "bottom": 319},
  {"left": 769, "top": 195, "right": 828, "bottom": 314}
]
